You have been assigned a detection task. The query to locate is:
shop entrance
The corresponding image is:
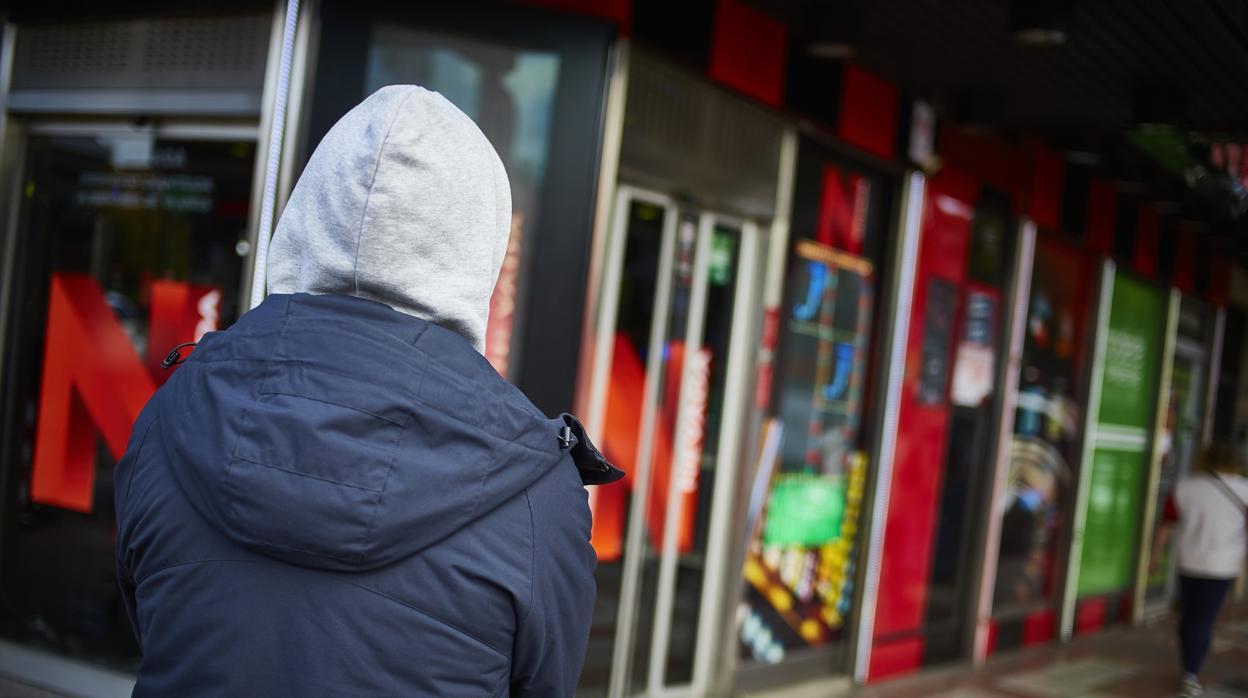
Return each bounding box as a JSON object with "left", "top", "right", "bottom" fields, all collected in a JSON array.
[
  {"left": 0, "top": 124, "right": 256, "bottom": 673},
  {"left": 580, "top": 185, "right": 764, "bottom": 697}
]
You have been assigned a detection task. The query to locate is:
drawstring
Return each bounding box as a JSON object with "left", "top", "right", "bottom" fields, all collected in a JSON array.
[{"left": 161, "top": 342, "right": 198, "bottom": 370}]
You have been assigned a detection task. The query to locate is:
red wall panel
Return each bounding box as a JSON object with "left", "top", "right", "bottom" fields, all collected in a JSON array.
[
  {"left": 1074, "top": 597, "right": 1108, "bottom": 636},
  {"left": 708, "top": 0, "right": 787, "bottom": 107},
  {"left": 937, "top": 124, "right": 1023, "bottom": 204},
  {"left": 520, "top": 0, "right": 632, "bottom": 26},
  {"left": 1085, "top": 179, "right": 1117, "bottom": 257},
  {"left": 1132, "top": 203, "right": 1160, "bottom": 279},
  {"left": 870, "top": 169, "right": 978, "bottom": 680},
  {"left": 1024, "top": 139, "right": 1064, "bottom": 231},
  {"left": 837, "top": 65, "right": 899, "bottom": 161}
]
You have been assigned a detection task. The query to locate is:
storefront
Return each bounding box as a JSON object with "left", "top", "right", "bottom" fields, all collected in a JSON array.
[
  {"left": 0, "top": 10, "right": 273, "bottom": 691},
  {"left": 982, "top": 234, "right": 1098, "bottom": 650},
  {"left": 734, "top": 132, "right": 896, "bottom": 690},
  {"left": 4, "top": 2, "right": 1245, "bottom": 696},
  {"left": 0, "top": 2, "right": 617, "bottom": 693},
  {"left": 1064, "top": 267, "right": 1167, "bottom": 636},
  {"left": 1136, "top": 295, "right": 1217, "bottom": 617}
]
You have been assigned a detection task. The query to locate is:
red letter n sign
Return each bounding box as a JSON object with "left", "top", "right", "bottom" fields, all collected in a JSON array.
[{"left": 31, "top": 273, "right": 155, "bottom": 513}]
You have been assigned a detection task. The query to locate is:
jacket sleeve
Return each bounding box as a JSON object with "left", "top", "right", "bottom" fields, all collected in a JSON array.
[{"left": 510, "top": 470, "right": 597, "bottom": 697}]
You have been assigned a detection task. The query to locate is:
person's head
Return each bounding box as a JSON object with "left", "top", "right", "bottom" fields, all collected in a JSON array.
[
  {"left": 1198, "top": 440, "right": 1240, "bottom": 475},
  {"left": 266, "top": 85, "right": 512, "bottom": 352}
]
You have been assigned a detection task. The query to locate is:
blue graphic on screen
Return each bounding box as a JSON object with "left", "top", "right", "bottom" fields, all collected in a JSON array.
[
  {"left": 822, "top": 343, "right": 855, "bottom": 401},
  {"left": 793, "top": 262, "right": 827, "bottom": 321}
]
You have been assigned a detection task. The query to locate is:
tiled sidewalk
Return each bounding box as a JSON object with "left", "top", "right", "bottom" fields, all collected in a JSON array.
[{"left": 853, "top": 604, "right": 1248, "bottom": 698}]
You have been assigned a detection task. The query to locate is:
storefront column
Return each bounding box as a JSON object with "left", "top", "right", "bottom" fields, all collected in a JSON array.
[
  {"left": 1131, "top": 289, "right": 1180, "bottom": 623},
  {"left": 0, "top": 21, "right": 19, "bottom": 392},
  {"left": 241, "top": 0, "right": 306, "bottom": 312}
]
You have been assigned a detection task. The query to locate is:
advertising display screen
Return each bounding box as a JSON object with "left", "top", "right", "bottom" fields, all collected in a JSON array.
[
  {"left": 740, "top": 239, "right": 874, "bottom": 663},
  {"left": 992, "top": 238, "right": 1092, "bottom": 615},
  {"left": 1077, "top": 273, "right": 1165, "bottom": 597}
]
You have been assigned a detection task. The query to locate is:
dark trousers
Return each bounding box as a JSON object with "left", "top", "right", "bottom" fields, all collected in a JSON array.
[{"left": 1178, "top": 574, "right": 1234, "bottom": 675}]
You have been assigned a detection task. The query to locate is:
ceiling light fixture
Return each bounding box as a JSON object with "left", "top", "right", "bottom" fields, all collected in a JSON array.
[
  {"left": 802, "top": 0, "right": 861, "bottom": 59},
  {"left": 1010, "top": 0, "right": 1073, "bottom": 46}
]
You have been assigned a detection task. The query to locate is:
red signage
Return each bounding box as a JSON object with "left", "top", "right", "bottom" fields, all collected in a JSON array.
[
  {"left": 32, "top": 273, "right": 218, "bottom": 513},
  {"left": 817, "top": 164, "right": 871, "bottom": 255},
  {"left": 485, "top": 213, "right": 525, "bottom": 378},
  {"left": 590, "top": 336, "right": 705, "bottom": 561}
]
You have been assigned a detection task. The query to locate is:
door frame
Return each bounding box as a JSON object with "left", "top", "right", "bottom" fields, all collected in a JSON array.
[{"left": 593, "top": 184, "right": 766, "bottom": 698}]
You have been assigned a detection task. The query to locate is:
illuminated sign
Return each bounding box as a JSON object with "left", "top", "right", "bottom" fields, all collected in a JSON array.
[
  {"left": 31, "top": 273, "right": 218, "bottom": 513},
  {"left": 589, "top": 337, "right": 705, "bottom": 561}
]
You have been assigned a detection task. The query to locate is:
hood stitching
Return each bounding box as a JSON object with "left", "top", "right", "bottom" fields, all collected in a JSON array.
[
  {"left": 465, "top": 395, "right": 505, "bottom": 548},
  {"left": 519, "top": 489, "right": 536, "bottom": 625},
  {"left": 356, "top": 409, "right": 411, "bottom": 567},
  {"left": 351, "top": 88, "right": 421, "bottom": 298}
]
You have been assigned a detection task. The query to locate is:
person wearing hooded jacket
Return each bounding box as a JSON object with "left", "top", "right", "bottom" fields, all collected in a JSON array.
[{"left": 113, "top": 85, "right": 622, "bottom": 697}]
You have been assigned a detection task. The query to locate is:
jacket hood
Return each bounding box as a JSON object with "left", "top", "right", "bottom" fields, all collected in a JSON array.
[
  {"left": 155, "top": 294, "right": 620, "bottom": 572},
  {"left": 267, "top": 85, "right": 512, "bottom": 353}
]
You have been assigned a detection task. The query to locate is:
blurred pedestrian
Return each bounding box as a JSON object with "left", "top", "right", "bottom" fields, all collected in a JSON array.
[
  {"left": 114, "top": 85, "right": 621, "bottom": 697},
  {"left": 1153, "top": 440, "right": 1247, "bottom": 697}
]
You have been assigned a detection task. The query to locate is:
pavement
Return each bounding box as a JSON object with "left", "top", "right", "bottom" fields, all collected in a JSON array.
[
  {"left": 847, "top": 603, "right": 1248, "bottom": 698},
  {"left": 4, "top": 603, "right": 1248, "bottom": 696}
]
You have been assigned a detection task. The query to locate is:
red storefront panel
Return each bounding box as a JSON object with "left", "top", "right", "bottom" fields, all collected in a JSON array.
[{"left": 870, "top": 169, "right": 978, "bottom": 679}]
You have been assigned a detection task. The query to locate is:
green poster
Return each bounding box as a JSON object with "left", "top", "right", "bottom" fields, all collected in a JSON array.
[{"left": 1077, "top": 273, "right": 1165, "bottom": 597}]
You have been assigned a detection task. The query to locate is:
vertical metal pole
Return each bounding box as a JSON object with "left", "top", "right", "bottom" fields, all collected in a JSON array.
[
  {"left": 690, "top": 221, "right": 761, "bottom": 695},
  {"left": 576, "top": 38, "right": 630, "bottom": 425},
  {"left": 275, "top": 0, "right": 317, "bottom": 213},
  {"left": 970, "top": 218, "right": 1036, "bottom": 663},
  {"left": 245, "top": 0, "right": 301, "bottom": 311},
  {"left": 852, "top": 170, "right": 926, "bottom": 684},
  {"left": 1059, "top": 260, "right": 1116, "bottom": 640},
  {"left": 1132, "top": 288, "right": 1179, "bottom": 623}
]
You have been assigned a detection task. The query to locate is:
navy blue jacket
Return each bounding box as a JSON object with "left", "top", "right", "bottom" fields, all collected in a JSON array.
[{"left": 114, "top": 294, "right": 621, "bottom": 696}]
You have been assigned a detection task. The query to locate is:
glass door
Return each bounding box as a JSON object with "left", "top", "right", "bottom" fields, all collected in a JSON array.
[
  {"left": 581, "top": 186, "right": 763, "bottom": 697},
  {"left": 1142, "top": 297, "right": 1210, "bottom": 615},
  {"left": 0, "top": 127, "right": 255, "bottom": 672}
]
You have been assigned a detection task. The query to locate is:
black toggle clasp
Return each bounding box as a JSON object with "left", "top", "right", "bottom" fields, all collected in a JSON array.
[
  {"left": 557, "top": 425, "right": 575, "bottom": 450},
  {"left": 161, "top": 342, "right": 198, "bottom": 370}
]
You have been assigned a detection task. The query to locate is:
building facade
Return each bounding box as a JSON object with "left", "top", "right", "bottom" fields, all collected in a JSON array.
[{"left": 0, "top": 1, "right": 1245, "bottom": 696}]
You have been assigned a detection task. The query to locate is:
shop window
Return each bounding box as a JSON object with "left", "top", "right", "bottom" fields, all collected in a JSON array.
[{"left": 0, "top": 134, "right": 253, "bottom": 668}]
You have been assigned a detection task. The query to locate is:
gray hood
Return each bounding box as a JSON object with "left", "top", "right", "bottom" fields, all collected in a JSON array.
[{"left": 267, "top": 85, "right": 512, "bottom": 352}]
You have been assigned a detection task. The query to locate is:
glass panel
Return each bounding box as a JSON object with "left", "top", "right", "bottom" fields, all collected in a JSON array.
[
  {"left": 580, "top": 198, "right": 670, "bottom": 697},
  {"left": 1076, "top": 272, "right": 1165, "bottom": 597},
  {"left": 740, "top": 238, "right": 875, "bottom": 664},
  {"left": 363, "top": 25, "right": 561, "bottom": 378},
  {"left": 923, "top": 194, "right": 1012, "bottom": 663},
  {"left": 0, "top": 134, "right": 253, "bottom": 670},
  {"left": 657, "top": 221, "right": 741, "bottom": 686},
  {"left": 624, "top": 212, "right": 704, "bottom": 690},
  {"left": 992, "top": 237, "right": 1092, "bottom": 617},
  {"left": 1144, "top": 354, "right": 1202, "bottom": 604}
]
